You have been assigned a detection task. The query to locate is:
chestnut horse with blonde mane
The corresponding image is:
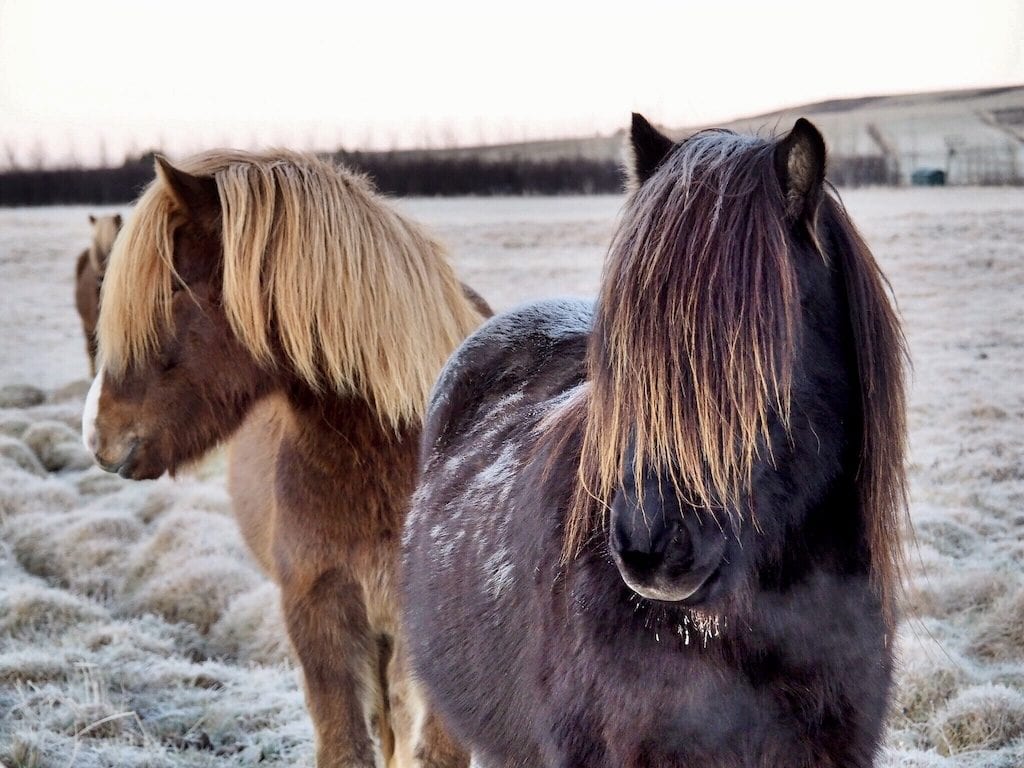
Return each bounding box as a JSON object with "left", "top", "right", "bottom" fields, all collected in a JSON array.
[
  {"left": 403, "top": 116, "right": 908, "bottom": 767},
  {"left": 82, "top": 150, "right": 487, "bottom": 767},
  {"left": 74, "top": 213, "right": 122, "bottom": 376}
]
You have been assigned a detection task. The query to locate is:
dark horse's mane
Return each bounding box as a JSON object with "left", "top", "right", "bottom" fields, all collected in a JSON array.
[{"left": 559, "top": 130, "right": 908, "bottom": 624}]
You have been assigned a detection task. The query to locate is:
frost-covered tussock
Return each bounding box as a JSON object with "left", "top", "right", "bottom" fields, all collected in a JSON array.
[
  {"left": 0, "top": 383, "right": 307, "bottom": 767},
  {"left": 873, "top": 193, "right": 1024, "bottom": 767}
]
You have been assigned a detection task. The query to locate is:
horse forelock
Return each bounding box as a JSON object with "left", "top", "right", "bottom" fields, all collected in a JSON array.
[
  {"left": 96, "top": 184, "right": 179, "bottom": 376},
  {"left": 569, "top": 131, "right": 799, "bottom": 545},
  {"left": 97, "top": 149, "right": 484, "bottom": 430},
  {"left": 565, "top": 130, "right": 908, "bottom": 624}
]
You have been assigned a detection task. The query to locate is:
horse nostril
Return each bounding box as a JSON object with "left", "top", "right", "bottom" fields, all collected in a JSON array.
[
  {"left": 97, "top": 456, "right": 123, "bottom": 473},
  {"left": 611, "top": 513, "right": 696, "bottom": 580},
  {"left": 616, "top": 547, "right": 665, "bottom": 576},
  {"left": 612, "top": 512, "right": 658, "bottom": 556},
  {"left": 611, "top": 511, "right": 685, "bottom": 556},
  {"left": 661, "top": 528, "right": 696, "bottom": 572}
]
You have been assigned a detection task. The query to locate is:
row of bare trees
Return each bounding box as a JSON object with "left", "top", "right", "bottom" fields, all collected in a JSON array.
[{"left": 0, "top": 151, "right": 626, "bottom": 206}]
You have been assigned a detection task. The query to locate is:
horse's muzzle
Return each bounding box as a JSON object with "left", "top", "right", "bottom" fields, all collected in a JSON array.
[
  {"left": 609, "top": 487, "right": 729, "bottom": 604},
  {"left": 95, "top": 439, "right": 140, "bottom": 478}
]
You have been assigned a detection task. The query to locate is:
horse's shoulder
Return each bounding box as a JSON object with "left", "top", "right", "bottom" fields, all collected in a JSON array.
[
  {"left": 433, "top": 297, "right": 592, "bottom": 400},
  {"left": 423, "top": 298, "right": 593, "bottom": 456}
]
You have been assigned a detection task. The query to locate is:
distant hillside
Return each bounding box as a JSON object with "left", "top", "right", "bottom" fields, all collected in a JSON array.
[
  {"left": 709, "top": 84, "right": 1024, "bottom": 185},
  {"left": 406, "top": 84, "right": 1024, "bottom": 186}
]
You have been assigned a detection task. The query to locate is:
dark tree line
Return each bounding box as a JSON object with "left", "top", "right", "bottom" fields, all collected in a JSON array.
[
  {"left": 0, "top": 151, "right": 627, "bottom": 207},
  {"left": 335, "top": 151, "right": 625, "bottom": 196},
  {"left": 0, "top": 147, "right": 909, "bottom": 207},
  {"left": 0, "top": 154, "right": 159, "bottom": 206}
]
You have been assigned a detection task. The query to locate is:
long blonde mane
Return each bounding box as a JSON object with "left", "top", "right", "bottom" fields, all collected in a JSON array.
[{"left": 98, "top": 149, "right": 485, "bottom": 428}]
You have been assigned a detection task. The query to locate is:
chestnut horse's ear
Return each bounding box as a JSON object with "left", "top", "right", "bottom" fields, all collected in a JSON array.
[
  {"left": 774, "top": 118, "right": 826, "bottom": 221},
  {"left": 88, "top": 214, "right": 96, "bottom": 225},
  {"left": 626, "top": 113, "right": 675, "bottom": 190},
  {"left": 113, "top": 213, "right": 123, "bottom": 229},
  {"left": 154, "top": 155, "right": 219, "bottom": 216}
]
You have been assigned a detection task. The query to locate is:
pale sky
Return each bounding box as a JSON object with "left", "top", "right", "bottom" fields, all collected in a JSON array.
[{"left": 1, "top": 0, "right": 1022, "bottom": 167}]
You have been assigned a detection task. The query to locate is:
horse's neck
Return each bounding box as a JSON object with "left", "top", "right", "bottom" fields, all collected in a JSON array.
[
  {"left": 88, "top": 244, "right": 103, "bottom": 274},
  {"left": 276, "top": 384, "right": 420, "bottom": 511}
]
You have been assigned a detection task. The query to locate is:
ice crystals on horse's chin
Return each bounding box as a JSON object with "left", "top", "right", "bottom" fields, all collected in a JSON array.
[{"left": 625, "top": 588, "right": 725, "bottom": 646}]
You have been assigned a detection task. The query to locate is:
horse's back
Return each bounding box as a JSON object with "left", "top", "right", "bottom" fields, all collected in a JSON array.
[
  {"left": 227, "top": 396, "right": 287, "bottom": 576},
  {"left": 422, "top": 297, "right": 592, "bottom": 457}
]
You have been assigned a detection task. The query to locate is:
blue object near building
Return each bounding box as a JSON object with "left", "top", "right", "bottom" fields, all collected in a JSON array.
[{"left": 911, "top": 168, "right": 947, "bottom": 186}]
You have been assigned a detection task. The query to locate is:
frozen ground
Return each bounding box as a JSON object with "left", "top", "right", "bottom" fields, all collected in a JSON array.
[{"left": 0, "top": 189, "right": 1022, "bottom": 766}]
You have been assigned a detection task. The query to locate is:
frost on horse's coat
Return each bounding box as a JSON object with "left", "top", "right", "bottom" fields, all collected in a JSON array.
[
  {"left": 403, "top": 117, "right": 907, "bottom": 768},
  {"left": 411, "top": 303, "right": 589, "bottom": 614}
]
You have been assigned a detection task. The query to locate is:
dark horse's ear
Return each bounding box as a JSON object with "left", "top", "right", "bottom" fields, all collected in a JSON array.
[
  {"left": 154, "top": 155, "right": 219, "bottom": 216},
  {"left": 774, "top": 118, "right": 826, "bottom": 221},
  {"left": 88, "top": 214, "right": 96, "bottom": 225},
  {"left": 113, "top": 213, "right": 123, "bottom": 229},
  {"left": 627, "top": 113, "right": 675, "bottom": 190}
]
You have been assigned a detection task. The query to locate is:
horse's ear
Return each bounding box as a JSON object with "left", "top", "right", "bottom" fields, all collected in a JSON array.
[
  {"left": 626, "top": 113, "right": 675, "bottom": 190},
  {"left": 88, "top": 214, "right": 96, "bottom": 225},
  {"left": 774, "top": 118, "right": 826, "bottom": 221},
  {"left": 113, "top": 213, "right": 122, "bottom": 229},
  {"left": 154, "top": 155, "right": 218, "bottom": 216}
]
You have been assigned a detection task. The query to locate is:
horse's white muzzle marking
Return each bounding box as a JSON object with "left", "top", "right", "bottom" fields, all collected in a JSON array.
[{"left": 82, "top": 369, "right": 103, "bottom": 453}]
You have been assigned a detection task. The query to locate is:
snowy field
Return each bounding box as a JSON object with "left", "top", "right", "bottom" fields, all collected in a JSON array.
[{"left": 0, "top": 189, "right": 1022, "bottom": 766}]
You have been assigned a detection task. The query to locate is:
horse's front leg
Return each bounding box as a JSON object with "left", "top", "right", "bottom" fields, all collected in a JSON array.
[
  {"left": 387, "top": 636, "right": 468, "bottom": 768},
  {"left": 280, "top": 567, "right": 385, "bottom": 768}
]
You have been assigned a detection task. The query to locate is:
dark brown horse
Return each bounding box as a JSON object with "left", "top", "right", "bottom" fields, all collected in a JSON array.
[
  {"left": 403, "top": 116, "right": 909, "bottom": 767},
  {"left": 81, "top": 150, "right": 488, "bottom": 768},
  {"left": 74, "top": 213, "right": 121, "bottom": 376}
]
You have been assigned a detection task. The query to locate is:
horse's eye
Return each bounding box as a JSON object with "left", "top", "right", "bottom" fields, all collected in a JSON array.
[{"left": 158, "top": 348, "right": 181, "bottom": 373}]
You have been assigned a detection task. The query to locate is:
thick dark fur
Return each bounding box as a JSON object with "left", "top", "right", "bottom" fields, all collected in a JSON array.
[{"left": 403, "top": 119, "right": 907, "bottom": 767}]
